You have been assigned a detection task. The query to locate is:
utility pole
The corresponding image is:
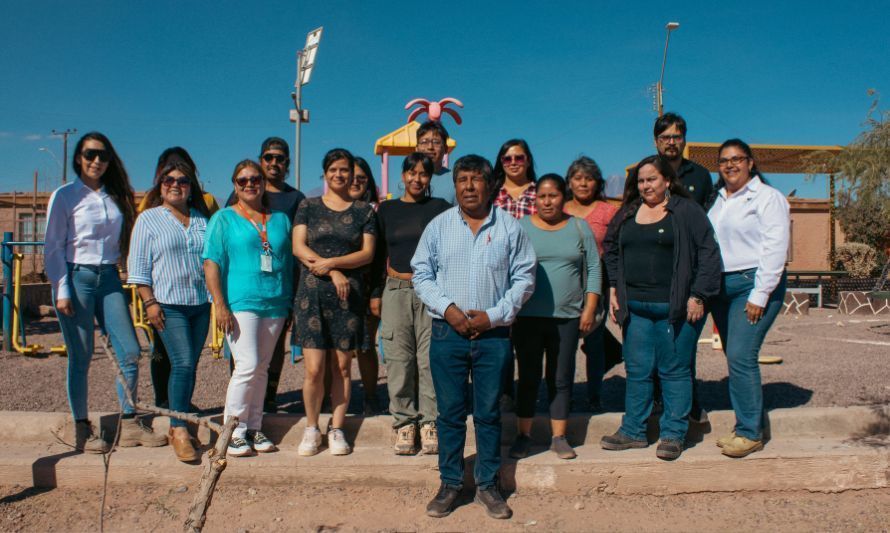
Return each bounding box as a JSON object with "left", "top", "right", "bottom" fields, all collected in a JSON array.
[{"left": 51, "top": 128, "right": 77, "bottom": 184}]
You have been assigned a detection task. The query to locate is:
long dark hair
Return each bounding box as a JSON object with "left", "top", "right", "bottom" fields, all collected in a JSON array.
[
  {"left": 566, "top": 156, "right": 606, "bottom": 201},
  {"left": 154, "top": 146, "right": 198, "bottom": 182},
  {"left": 72, "top": 131, "right": 136, "bottom": 257},
  {"left": 401, "top": 152, "right": 434, "bottom": 198},
  {"left": 622, "top": 154, "right": 689, "bottom": 207},
  {"left": 143, "top": 161, "right": 210, "bottom": 217},
  {"left": 492, "top": 138, "right": 537, "bottom": 192},
  {"left": 353, "top": 156, "right": 380, "bottom": 203}
]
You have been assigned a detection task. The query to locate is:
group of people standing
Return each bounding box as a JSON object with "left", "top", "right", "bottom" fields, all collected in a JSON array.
[{"left": 44, "top": 111, "right": 789, "bottom": 521}]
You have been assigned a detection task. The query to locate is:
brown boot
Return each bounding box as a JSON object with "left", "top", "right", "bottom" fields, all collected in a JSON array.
[
  {"left": 168, "top": 428, "right": 198, "bottom": 462},
  {"left": 393, "top": 424, "right": 418, "bottom": 455},
  {"left": 75, "top": 420, "right": 110, "bottom": 454},
  {"left": 119, "top": 417, "right": 168, "bottom": 447},
  {"left": 420, "top": 422, "right": 438, "bottom": 455}
]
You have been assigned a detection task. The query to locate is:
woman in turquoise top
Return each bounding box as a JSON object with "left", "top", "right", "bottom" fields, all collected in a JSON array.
[
  {"left": 509, "top": 174, "right": 601, "bottom": 460},
  {"left": 203, "top": 159, "right": 293, "bottom": 457}
]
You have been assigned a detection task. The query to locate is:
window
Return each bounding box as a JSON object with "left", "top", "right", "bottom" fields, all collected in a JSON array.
[{"left": 17, "top": 212, "right": 46, "bottom": 253}]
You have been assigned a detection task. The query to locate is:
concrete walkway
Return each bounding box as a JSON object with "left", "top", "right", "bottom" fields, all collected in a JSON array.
[{"left": 2, "top": 406, "right": 888, "bottom": 495}]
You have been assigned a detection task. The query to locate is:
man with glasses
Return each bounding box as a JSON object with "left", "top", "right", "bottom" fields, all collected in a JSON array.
[
  {"left": 653, "top": 112, "right": 713, "bottom": 207},
  {"left": 416, "top": 121, "right": 455, "bottom": 204},
  {"left": 226, "top": 137, "right": 305, "bottom": 412}
]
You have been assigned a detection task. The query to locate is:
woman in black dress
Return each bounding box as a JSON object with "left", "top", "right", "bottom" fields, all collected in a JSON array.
[{"left": 293, "top": 148, "right": 377, "bottom": 456}]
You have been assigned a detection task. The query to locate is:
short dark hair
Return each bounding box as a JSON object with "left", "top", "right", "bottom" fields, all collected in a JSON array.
[
  {"left": 452, "top": 154, "right": 495, "bottom": 201},
  {"left": 536, "top": 173, "right": 568, "bottom": 198},
  {"left": 654, "top": 112, "right": 687, "bottom": 138},
  {"left": 622, "top": 154, "right": 689, "bottom": 206},
  {"left": 322, "top": 148, "right": 355, "bottom": 173},
  {"left": 565, "top": 156, "right": 606, "bottom": 201},
  {"left": 416, "top": 120, "right": 450, "bottom": 143},
  {"left": 353, "top": 156, "right": 379, "bottom": 203}
]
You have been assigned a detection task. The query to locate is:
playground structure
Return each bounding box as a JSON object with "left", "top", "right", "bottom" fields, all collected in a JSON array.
[{"left": 374, "top": 98, "right": 463, "bottom": 198}]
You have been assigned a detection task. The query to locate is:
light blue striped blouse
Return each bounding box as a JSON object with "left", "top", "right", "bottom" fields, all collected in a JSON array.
[{"left": 127, "top": 206, "right": 210, "bottom": 306}]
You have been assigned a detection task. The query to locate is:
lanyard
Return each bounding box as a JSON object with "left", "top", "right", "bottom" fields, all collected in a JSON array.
[{"left": 235, "top": 204, "right": 271, "bottom": 254}]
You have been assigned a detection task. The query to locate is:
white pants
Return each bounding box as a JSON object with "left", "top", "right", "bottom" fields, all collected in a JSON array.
[{"left": 224, "top": 312, "right": 285, "bottom": 438}]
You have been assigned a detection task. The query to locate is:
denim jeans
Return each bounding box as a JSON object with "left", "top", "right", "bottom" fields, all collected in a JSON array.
[
  {"left": 156, "top": 303, "right": 210, "bottom": 427},
  {"left": 711, "top": 269, "right": 786, "bottom": 440},
  {"left": 429, "top": 319, "right": 511, "bottom": 490},
  {"left": 55, "top": 264, "right": 141, "bottom": 420},
  {"left": 619, "top": 300, "right": 704, "bottom": 442}
]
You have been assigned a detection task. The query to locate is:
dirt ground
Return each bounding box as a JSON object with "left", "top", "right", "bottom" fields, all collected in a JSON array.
[
  {"left": 2, "top": 309, "right": 889, "bottom": 414},
  {"left": 1, "top": 483, "right": 889, "bottom": 532}
]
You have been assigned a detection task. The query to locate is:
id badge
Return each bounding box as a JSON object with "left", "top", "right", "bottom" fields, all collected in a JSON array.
[{"left": 260, "top": 253, "right": 273, "bottom": 273}]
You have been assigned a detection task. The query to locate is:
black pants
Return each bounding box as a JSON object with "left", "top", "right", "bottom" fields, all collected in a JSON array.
[{"left": 512, "top": 316, "right": 580, "bottom": 420}]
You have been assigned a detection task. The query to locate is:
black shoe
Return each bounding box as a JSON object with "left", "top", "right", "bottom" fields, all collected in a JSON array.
[
  {"left": 426, "top": 483, "right": 461, "bottom": 518},
  {"left": 508, "top": 433, "right": 532, "bottom": 459},
  {"left": 656, "top": 438, "right": 684, "bottom": 461},
  {"left": 600, "top": 431, "right": 648, "bottom": 451},
  {"left": 474, "top": 486, "right": 512, "bottom": 520}
]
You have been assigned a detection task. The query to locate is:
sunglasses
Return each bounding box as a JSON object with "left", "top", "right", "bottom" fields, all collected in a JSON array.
[
  {"left": 234, "top": 175, "right": 264, "bottom": 187},
  {"left": 262, "top": 153, "right": 288, "bottom": 164},
  {"left": 161, "top": 175, "right": 191, "bottom": 187},
  {"left": 81, "top": 149, "right": 110, "bottom": 163},
  {"left": 501, "top": 154, "right": 527, "bottom": 165}
]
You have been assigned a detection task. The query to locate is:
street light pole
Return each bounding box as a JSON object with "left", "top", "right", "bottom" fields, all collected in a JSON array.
[
  {"left": 657, "top": 22, "right": 680, "bottom": 117},
  {"left": 292, "top": 50, "right": 305, "bottom": 190},
  {"left": 51, "top": 128, "right": 77, "bottom": 184}
]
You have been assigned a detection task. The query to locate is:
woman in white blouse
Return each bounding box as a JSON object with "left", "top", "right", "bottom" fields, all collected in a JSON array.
[
  {"left": 45, "top": 132, "right": 166, "bottom": 453},
  {"left": 707, "top": 138, "right": 790, "bottom": 458}
]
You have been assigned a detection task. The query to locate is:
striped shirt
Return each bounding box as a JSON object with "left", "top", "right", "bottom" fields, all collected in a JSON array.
[
  {"left": 411, "top": 206, "right": 536, "bottom": 328},
  {"left": 127, "top": 206, "right": 209, "bottom": 306}
]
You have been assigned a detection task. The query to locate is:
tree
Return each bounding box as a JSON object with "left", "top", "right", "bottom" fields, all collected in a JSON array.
[{"left": 808, "top": 91, "right": 890, "bottom": 253}]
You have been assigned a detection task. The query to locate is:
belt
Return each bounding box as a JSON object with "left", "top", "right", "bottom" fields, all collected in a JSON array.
[{"left": 386, "top": 276, "right": 414, "bottom": 289}]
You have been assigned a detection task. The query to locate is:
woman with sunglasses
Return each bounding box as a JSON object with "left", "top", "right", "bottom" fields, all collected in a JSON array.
[
  {"left": 293, "top": 148, "right": 377, "bottom": 457},
  {"left": 45, "top": 131, "right": 166, "bottom": 453},
  {"left": 128, "top": 161, "right": 211, "bottom": 461},
  {"left": 600, "top": 155, "right": 721, "bottom": 461},
  {"left": 707, "top": 139, "right": 789, "bottom": 458},
  {"left": 509, "top": 174, "right": 601, "bottom": 461},
  {"left": 348, "top": 156, "right": 382, "bottom": 416},
  {"left": 137, "top": 147, "right": 219, "bottom": 413},
  {"left": 563, "top": 156, "right": 619, "bottom": 412},
  {"left": 203, "top": 160, "right": 293, "bottom": 457},
  {"left": 370, "top": 153, "right": 450, "bottom": 455}
]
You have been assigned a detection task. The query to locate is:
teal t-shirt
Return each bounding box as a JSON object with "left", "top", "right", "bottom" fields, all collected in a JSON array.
[
  {"left": 202, "top": 207, "right": 293, "bottom": 317},
  {"left": 519, "top": 216, "right": 602, "bottom": 318}
]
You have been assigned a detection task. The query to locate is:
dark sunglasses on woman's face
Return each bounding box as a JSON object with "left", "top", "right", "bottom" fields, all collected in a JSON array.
[
  {"left": 501, "top": 154, "right": 527, "bottom": 164},
  {"left": 81, "top": 149, "right": 110, "bottom": 163},
  {"left": 161, "top": 176, "right": 191, "bottom": 187},
  {"left": 234, "top": 175, "right": 263, "bottom": 187},
  {"left": 262, "top": 153, "right": 288, "bottom": 164}
]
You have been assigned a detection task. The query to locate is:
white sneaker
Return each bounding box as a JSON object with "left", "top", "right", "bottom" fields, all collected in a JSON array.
[
  {"left": 328, "top": 428, "right": 352, "bottom": 456},
  {"left": 227, "top": 435, "right": 254, "bottom": 457},
  {"left": 298, "top": 426, "right": 322, "bottom": 456},
  {"left": 250, "top": 430, "right": 277, "bottom": 453}
]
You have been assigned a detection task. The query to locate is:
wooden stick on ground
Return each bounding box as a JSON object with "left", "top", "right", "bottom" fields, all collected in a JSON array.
[
  {"left": 100, "top": 334, "right": 237, "bottom": 532},
  {"left": 183, "top": 416, "right": 238, "bottom": 532}
]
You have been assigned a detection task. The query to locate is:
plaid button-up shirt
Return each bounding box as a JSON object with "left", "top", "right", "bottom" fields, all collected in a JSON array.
[{"left": 494, "top": 182, "right": 537, "bottom": 219}]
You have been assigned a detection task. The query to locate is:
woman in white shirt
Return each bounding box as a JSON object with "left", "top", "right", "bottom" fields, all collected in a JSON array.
[
  {"left": 45, "top": 132, "right": 166, "bottom": 453},
  {"left": 707, "top": 138, "right": 789, "bottom": 458}
]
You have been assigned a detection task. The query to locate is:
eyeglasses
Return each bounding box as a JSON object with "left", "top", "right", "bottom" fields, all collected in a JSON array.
[
  {"left": 417, "top": 139, "right": 444, "bottom": 148},
  {"left": 717, "top": 156, "right": 750, "bottom": 167},
  {"left": 501, "top": 154, "right": 527, "bottom": 165},
  {"left": 234, "top": 175, "right": 263, "bottom": 187},
  {"left": 262, "top": 153, "right": 288, "bottom": 164},
  {"left": 161, "top": 176, "right": 191, "bottom": 187},
  {"left": 81, "top": 149, "right": 110, "bottom": 163},
  {"left": 657, "top": 134, "right": 684, "bottom": 143}
]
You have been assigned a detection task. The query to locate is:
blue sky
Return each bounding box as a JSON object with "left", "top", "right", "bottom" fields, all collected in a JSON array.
[{"left": 2, "top": 0, "right": 888, "bottom": 201}]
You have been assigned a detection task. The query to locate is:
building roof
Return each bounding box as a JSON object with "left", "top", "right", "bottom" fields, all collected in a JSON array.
[
  {"left": 374, "top": 121, "right": 457, "bottom": 156},
  {"left": 684, "top": 142, "right": 842, "bottom": 174}
]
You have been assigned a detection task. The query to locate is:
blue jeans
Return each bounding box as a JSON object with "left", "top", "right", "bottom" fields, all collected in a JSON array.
[
  {"left": 711, "top": 269, "right": 786, "bottom": 440},
  {"left": 156, "top": 303, "right": 210, "bottom": 427},
  {"left": 55, "top": 264, "right": 141, "bottom": 420},
  {"left": 429, "top": 319, "right": 511, "bottom": 490},
  {"left": 620, "top": 301, "right": 704, "bottom": 442}
]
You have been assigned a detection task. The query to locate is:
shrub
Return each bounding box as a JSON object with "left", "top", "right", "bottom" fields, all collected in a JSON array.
[{"left": 834, "top": 242, "right": 878, "bottom": 278}]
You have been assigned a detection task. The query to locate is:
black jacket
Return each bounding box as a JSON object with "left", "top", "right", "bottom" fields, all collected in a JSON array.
[{"left": 603, "top": 195, "right": 722, "bottom": 326}]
